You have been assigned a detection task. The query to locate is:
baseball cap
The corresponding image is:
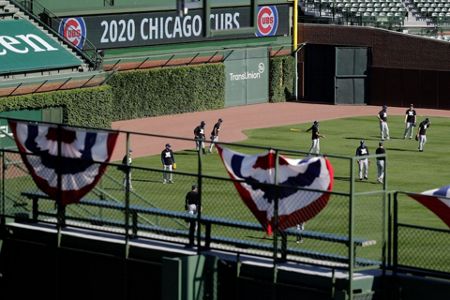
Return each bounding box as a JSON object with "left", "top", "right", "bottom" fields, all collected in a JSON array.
[
  {"left": 218, "top": 118, "right": 223, "bottom": 122},
  {"left": 379, "top": 142, "right": 383, "bottom": 146},
  {"left": 313, "top": 120, "right": 319, "bottom": 125},
  {"left": 165, "top": 143, "right": 171, "bottom": 148},
  {"left": 382, "top": 105, "right": 387, "bottom": 109},
  {"left": 201, "top": 121, "right": 206, "bottom": 126},
  {"left": 360, "top": 139, "right": 365, "bottom": 145},
  {"left": 191, "top": 184, "right": 197, "bottom": 190}
]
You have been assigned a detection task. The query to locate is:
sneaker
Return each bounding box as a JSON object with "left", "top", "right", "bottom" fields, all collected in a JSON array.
[
  {"left": 169, "top": 180, "right": 174, "bottom": 184},
  {"left": 359, "top": 177, "right": 363, "bottom": 181},
  {"left": 364, "top": 177, "right": 368, "bottom": 180},
  {"left": 163, "top": 180, "right": 167, "bottom": 184},
  {"left": 296, "top": 237, "right": 304, "bottom": 244}
]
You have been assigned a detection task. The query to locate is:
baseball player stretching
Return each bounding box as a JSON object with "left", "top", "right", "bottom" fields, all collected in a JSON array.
[
  {"left": 416, "top": 118, "right": 431, "bottom": 152},
  {"left": 209, "top": 118, "right": 223, "bottom": 153},
  {"left": 403, "top": 104, "right": 416, "bottom": 139},
  {"left": 355, "top": 140, "right": 369, "bottom": 180},
  {"left": 306, "top": 121, "right": 325, "bottom": 155},
  {"left": 377, "top": 105, "right": 390, "bottom": 141}
]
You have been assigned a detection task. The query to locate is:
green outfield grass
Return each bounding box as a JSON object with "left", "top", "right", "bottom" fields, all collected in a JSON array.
[{"left": 4, "top": 115, "right": 449, "bottom": 268}]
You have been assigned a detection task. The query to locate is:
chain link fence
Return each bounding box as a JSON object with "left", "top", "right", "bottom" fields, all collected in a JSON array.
[
  {"left": 394, "top": 192, "right": 450, "bottom": 276},
  {"left": 0, "top": 128, "right": 388, "bottom": 273}
]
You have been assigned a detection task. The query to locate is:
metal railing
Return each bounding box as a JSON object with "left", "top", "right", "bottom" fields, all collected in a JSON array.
[
  {"left": 0, "top": 70, "right": 116, "bottom": 97},
  {"left": 392, "top": 191, "right": 450, "bottom": 279},
  {"left": 9, "top": 119, "right": 450, "bottom": 296}
]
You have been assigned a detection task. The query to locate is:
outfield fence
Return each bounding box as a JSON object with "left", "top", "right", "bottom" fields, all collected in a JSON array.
[
  {"left": 392, "top": 191, "right": 450, "bottom": 278},
  {"left": 0, "top": 120, "right": 448, "bottom": 296}
]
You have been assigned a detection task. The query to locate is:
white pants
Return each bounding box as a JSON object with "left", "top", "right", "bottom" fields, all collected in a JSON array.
[
  {"left": 163, "top": 164, "right": 173, "bottom": 182},
  {"left": 380, "top": 121, "right": 390, "bottom": 140},
  {"left": 123, "top": 172, "right": 132, "bottom": 189},
  {"left": 376, "top": 160, "right": 384, "bottom": 182},
  {"left": 404, "top": 122, "right": 415, "bottom": 139},
  {"left": 419, "top": 135, "right": 427, "bottom": 151},
  {"left": 188, "top": 204, "right": 197, "bottom": 215},
  {"left": 309, "top": 138, "right": 320, "bottom": 154},
  {"left": 358, "top": 158, "right": 369, "bottom": 179},
  {"left": 209, "top": 136, "right": 218, "bottom": 152}
]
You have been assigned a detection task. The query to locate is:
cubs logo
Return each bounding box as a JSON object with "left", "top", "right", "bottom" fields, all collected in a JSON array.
[
  {"left": 58, "top": 17, "right": 87, "bottom": 49},
  {"left": 256, "top": 6, "right": 279, "bottom": 37}
]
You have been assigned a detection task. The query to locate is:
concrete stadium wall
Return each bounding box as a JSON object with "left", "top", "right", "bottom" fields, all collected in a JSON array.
[
  {"left": 2, "top": 225, "right": 450, "bottom": 300},
  {"left": 297, "top": 24, "right": 450, "bottom": 109}
]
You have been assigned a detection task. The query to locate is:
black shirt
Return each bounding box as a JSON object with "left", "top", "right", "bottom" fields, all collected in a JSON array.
[
  {"left": 356, "top": 145, "right": 369, "bottom": 157},
  {"left": 418, "top": 121, "right": 430, "bottom": 135},
  {"left": 307, "top": 124, "right": 320, "bottom": 140},
  {"left": 375, "top": 147, "right": 385, "bottom": 161},
  {"left": 378, "top": 110, "right": 387, "bottom": 122},
  {"left": 405, "top": 109, "right": 416, "bottom": 123},
  {"left": 161, "top": 149, "right": 175, "bottom": 165},
  {"left": 211, "top": 122, "right": 221, "bottom": 137},
  {"left": 185, "top": 191, "right": 199, "bottom": 206},
  {"left": 194, "top": 125, "right": 205, "bottom": 138}
]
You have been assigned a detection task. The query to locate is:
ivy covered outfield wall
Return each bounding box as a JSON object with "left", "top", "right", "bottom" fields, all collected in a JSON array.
[
  {"left": 0, "top": 56, "right": 294, "bottom": 127},
  {"left": 0, "top": 86, "right": 114, "bottom": 128},
  {"left": 108, "top": 64, "right": 226, "bottom": 120},
  {"left": 269, "top": 55, "right": 295, "bottom": 103}
]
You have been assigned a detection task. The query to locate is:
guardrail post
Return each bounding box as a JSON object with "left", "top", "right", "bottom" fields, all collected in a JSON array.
[
  {"left": 131, "top": 211, "right": 138, "bottom": 239},
  {"left": 56, "top": 124, "right": 65, "bottom": 230},
  {"left": 393, "top": 192, "right": 399, "bottom": 275},
  {"left": 124, "top": 132, "right": 131, "bottom": 257},
  {"left": 196, "top": 144, "right": 203, "bottom": 253},
  {"left": 1, "top": 150, "right": 4, "bottom": 226},
  {"left": 204, "top": 222, "right": 211, "bottom": 250},
  {"left": 32, "top": 197, "right": 39, "bottom": 223},
  {"left": 348, "top": 156, "right": 355, "bottom": 299}
]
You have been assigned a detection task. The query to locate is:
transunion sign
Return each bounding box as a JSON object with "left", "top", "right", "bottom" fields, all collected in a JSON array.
[
  {"left": 0, "top": 20, "right": 82, "bottom": 75},
  {"left": 56, "top": 5, "right": 290, "bottom": 50}
]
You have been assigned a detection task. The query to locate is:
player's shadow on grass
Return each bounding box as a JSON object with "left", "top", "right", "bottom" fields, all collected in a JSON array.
[
  {"left": 176, "top": 150, "right": 200, "bottom": 155},
  {"left": 132, "top": 178, "right": 163, "bottom": 183},
  {"left": 386, "top": 147, "right": 417, "bottom": 152},
  {"left": 345, "top": 137, "right": 380, "bottom": 141},
  {"left": 334, "top": 176, "right": 350, "bottom": 181}
]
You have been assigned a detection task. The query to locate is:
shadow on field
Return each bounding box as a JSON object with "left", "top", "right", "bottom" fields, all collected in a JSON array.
[
  {"left": 344, "top": 136, "right": 380, "bottom": 141},
  {"left": 132, "top": 178, "right": 162, "bottom": 183},
  {"left": 386, "top": 147, "right": 417, "bottom": 152},
  {"left": 334, "top": 176, "right": 350, "bottom": 181}
]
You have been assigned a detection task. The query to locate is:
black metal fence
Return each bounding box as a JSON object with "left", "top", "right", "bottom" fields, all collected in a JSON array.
[
  {"left": 0, "top": 125, "right": 386, "bottom": 276},
  {"left": 1, "top": 121, "right": 448, "bottom": 285},
  {"left": 393, "top": 191, "right": 450, "bottom": 278}
]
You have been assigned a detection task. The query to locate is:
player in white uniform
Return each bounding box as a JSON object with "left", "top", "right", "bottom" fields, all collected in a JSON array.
[
  {"left": 377, "top": 105, "right": 389, "bottom": 141},
  {"left": 403, "top": 104, "right": 417, "bottom": 139},
  {"left": 355, "top": 140, "right": 369, "bottom": 180}
]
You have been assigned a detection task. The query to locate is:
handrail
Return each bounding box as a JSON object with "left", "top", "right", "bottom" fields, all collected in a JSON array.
[
  {"left": 10, "top": 0, "right": 101, "bottom": 70},
  {"left": 21, "top": 194, "right": 378, "bottom": 268}
]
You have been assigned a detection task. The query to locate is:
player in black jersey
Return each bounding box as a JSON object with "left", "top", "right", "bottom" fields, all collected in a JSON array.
[
  {"left": 416, "top": 118, "right": 431, "bottom": 152},
  {"left": 377, "top": 105, "right": 390, "bottom": 141},
  {"left": 209, "top": 118, "right": 223, "bottom": 153},
  {"left": 375, "top": 142, "right": 386, "bottom": 183},
  {"left": 305, "top": 121, "right": 325, "bottom": 154},
  {"left": 403, "top": 104, "right": 417, "bottom": 139},
  {"left": 194, "top": 121, "right": 206, "bottom": 154},
  {"left": 355, "top": 140, "right": 369, "bottom": 180}
]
